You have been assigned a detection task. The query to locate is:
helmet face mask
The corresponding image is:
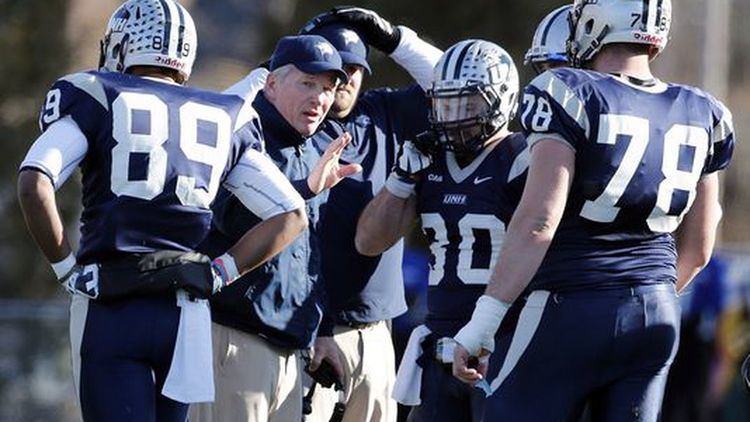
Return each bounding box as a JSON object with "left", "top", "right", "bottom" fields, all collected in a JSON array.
[
  {"left": 99, "top": 0, "right": 197, "bottom": 83},
  {"left": 567, "top": 0, "right": 672, "bottom": 68},
  {"left": 430, "top": 84, "right": 501, "bottom": 155},
  {"left": 428, "top": 40, "right": 519, "bottom": 157}
]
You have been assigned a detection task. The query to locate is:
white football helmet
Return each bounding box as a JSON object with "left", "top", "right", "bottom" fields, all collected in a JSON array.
[
  {"left": 99, "top": 0, "right": 197, "bottom": 82},
  {"left": 428, "top": 40, "right": 519, "bottom": 155},
  {"left": 568, "top": 0, "right": 672, "bottom": 67},
  {"left": 525, "top": 5, "right": 572, "bottom": 73}
]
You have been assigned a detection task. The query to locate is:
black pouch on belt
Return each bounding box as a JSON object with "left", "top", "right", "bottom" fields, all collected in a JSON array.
[{"left": 97, "top": 251, "right": 214, "bottom": 301}]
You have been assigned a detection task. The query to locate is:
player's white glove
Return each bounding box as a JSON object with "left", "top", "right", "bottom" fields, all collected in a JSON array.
[
  {"left": 51, "top": 254, "right": 99, "bottom": 299},
  {"left": 385, "top": 140, "right": 432, "bottom": 199},
  {"left": 453, "top": 295, "right": 511, "bottom": 355},
  {"left": 396, "top": 140, "right": 432, "bottom": 179}
]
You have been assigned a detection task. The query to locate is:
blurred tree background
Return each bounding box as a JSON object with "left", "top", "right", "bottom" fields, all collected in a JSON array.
[{"left": 1, "top": 0, "right": 749, "bottom": 420}]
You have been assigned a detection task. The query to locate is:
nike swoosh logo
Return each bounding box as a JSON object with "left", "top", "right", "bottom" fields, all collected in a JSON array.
[{"left": 474, "top": 176, "right": 493, "bottom": 185}]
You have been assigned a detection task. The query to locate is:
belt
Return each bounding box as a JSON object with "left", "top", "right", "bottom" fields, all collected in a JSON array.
[{"left": 544, "top": 283, "right": 676, "bottom": 302}]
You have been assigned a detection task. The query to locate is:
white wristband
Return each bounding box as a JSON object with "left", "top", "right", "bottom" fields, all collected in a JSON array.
[
  {"left": 50, "top": 253, "right": 76, "bottom": 280},
  {"left": 385, "top": 172, "right": 416, "bottom": 199},
  {"left": 454, "top": 295, "right": 511, "bottom": 355}
]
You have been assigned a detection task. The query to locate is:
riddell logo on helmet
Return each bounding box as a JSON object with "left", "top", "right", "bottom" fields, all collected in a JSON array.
[
  {"left": 633, "top": 33, "right": 664, "bottom": 44},
  {"left": 155, "top": 57, "right": 185, "bottom": 69}
]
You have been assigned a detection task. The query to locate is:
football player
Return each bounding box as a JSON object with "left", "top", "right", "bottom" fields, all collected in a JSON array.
[
  {"left": 355, "top": 40, "right": 526, "bottom": 422},
  {"left": 16, "top": 1, "right": 307, "bottom": 420},
  {"left": 524, "top": 5, "right": 572, "bottom": 74},
  {"left": 452, "top": 1, "right": 735, "bottom": 420}
]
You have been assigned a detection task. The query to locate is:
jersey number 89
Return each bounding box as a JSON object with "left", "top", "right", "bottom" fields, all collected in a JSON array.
[{"left": 111, "top": 92, "right": 232, "bottom": 209}]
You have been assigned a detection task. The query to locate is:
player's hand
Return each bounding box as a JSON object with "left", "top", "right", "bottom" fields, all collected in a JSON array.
[
  {"left": 452, "top": 344, "right": 489, "bottom": 385},
  {"left": 166, "top": 262, "right": 216, "bottom": 299},
  {"left": 384, "top": 139, "right": 432, "bottom": 199},
  {"left": 300, "top": 7, "right": 401, "bottom": 54},
  {"left": 307, "top": 132, "right": 362, "bottom": 195},
  {"left": 309, "top": 336, "right": 345, "bottom": 389},
  {"left": 395, "top": 140, "right": 432, "bottom": 181},
  {"left": 59, "top": 264, "right": 99, "bottom": 299}
]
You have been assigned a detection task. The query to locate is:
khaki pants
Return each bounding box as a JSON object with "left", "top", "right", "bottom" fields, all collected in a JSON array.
[
  {"left": 305, "top": 320, "right": 397, "bottom": 422},
  {"left": 189, "top": 323, "right": 302, "bottom": 422}
]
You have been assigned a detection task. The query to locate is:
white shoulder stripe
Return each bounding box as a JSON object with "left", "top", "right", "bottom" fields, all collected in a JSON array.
[
  {"left": 712, "top": 102, "right": 734, "bottom": 144},
  {"left": 530, "top": 72, "right": 590, "bottom": 138},
  {"left": 61, "top": 73, "right": 108, "bottom": 111},
  {"left": 507, "top": 146, "right": 529, "bottom": 182},
  {"left": 234, "top": 98, "right": 259, "bottom": 132}
]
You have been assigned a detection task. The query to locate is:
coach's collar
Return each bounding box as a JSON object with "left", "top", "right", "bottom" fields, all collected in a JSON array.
[{"left": 253, "top": 91, "right": 306, "bottom": 147}]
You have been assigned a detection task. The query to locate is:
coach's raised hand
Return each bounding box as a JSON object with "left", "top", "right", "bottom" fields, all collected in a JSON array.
[{"left": 306, "top": 132, "right": 361, "bottom": 195}]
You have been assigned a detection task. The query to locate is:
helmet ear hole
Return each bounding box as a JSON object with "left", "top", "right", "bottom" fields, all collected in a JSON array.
[{"left": 584, "top": 19, "right": 595, "bottom": 35}]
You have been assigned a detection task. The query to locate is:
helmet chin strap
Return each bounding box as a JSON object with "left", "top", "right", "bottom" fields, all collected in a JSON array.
[{"left": 451, "top": 117, "right": 505, "bottom": 160}]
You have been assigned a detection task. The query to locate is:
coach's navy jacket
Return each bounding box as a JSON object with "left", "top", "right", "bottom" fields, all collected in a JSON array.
[{"left": 199, "top": 91, "right": 333, "bottom": 350}]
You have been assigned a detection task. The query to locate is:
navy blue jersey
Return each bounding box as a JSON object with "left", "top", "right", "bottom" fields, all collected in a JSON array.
[
  {"left": 416, "top": 133, "right": 528, "bottom": 337},
  {"left": 314, "top": 85, "right": 430, "bottom": 325},
  {"left": 37, "top": 71, "right": 261, "bottom": 264},
  {"left": 520, "top": 68, "right": 735, "bottom": 290}
]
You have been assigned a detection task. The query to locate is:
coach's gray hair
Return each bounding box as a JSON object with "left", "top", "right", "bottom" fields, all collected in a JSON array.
[{"left": 270, "top": 64, "right": 296, "bottom": 82}]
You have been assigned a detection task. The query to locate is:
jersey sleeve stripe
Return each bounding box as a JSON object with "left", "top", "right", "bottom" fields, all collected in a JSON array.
[
  {"left": 61, "top": 73, "right": 109, "bottom": 111},
  {"left": 224, "top": 148, "right": 304, "bottom": 220},
  {"left": 530, "top": 72, "right": 591, "bottom": 138},
  {"left": 22, "top": 115, "right": 88, "bottom": 189},
  {"left": 234, "top": 99, "right": 260, "bottom": 131},
  {"left": 712, "top": 103, "right": 734, "bottom": 144}
]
